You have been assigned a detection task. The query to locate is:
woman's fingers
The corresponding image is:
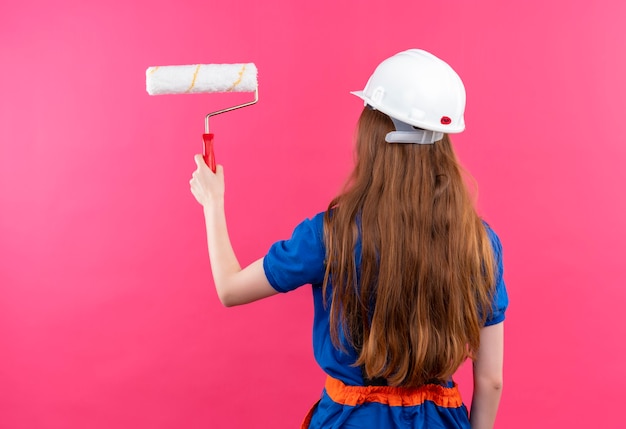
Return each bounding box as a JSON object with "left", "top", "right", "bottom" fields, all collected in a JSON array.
[{"left": 190, "top": 155, "right": 225, "bottom": 206}]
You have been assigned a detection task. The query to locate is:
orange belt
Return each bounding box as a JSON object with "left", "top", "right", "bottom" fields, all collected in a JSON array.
[
  {"left": 324, "top": 376, "right": 463, "bottom": 407},
  {"left": 301, "top": 376, "right": 464, "bottom": 428}
]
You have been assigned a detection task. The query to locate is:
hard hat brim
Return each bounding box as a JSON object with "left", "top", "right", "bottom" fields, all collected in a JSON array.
[{"left": 350, "top": 90, "right": 464, "bottom": 134}]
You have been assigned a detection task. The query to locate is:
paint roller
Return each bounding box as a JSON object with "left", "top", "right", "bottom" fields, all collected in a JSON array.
[{"left": 146, "top": 63, "right": 259, "bottom": 172}]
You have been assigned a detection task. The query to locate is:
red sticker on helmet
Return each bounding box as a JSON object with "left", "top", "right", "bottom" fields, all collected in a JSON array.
[{"left": 441, "top": 116, "right": 452, "bottom": 125}]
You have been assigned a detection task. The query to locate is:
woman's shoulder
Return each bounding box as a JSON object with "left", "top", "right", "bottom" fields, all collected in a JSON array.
[
  {"left": 296, "top": 211, "right": 326, "bottom": 235},
  {"left": 481, "top": 220, "right": 503, "bottom": 252}
]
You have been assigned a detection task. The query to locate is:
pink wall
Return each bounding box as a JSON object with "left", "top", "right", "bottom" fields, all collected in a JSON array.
[{"left": 1, "top": 0, "right": 625, "bottom": 427}]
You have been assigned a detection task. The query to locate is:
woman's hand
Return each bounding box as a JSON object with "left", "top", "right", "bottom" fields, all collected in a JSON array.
[{"left": 190, "top": 154, "right": 225, "bottom": 207}]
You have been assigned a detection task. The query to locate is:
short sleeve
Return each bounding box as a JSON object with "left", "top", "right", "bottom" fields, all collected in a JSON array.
[
  {"left": 263, "top": 212, "right": 327, "bottom": 293},
  {"left": 484, "top": 225, "right": 509, "bottom": 326}
]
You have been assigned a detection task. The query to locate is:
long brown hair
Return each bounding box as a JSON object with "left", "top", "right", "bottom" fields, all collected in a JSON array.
[{"left": 322, "top": 107, "right": 495, "bottom": 387}]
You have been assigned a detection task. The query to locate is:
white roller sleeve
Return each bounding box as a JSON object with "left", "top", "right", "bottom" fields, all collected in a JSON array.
[{"left": 146, "top": 63, "right": 258, "bottom": 95}]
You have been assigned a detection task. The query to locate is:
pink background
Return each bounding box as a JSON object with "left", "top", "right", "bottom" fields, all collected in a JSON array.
[{"left": 1, "top": 0, "right": 625, "bottom": 427}]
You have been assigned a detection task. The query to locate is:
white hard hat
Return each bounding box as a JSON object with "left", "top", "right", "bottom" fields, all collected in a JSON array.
[{"left": 352, "top": 49, "right": 466, "bottom": 143}]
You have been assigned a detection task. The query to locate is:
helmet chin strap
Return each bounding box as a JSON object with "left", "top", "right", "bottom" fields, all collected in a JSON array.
[{"left": 385, "top": 117, "right": 443, "bottom": 144}]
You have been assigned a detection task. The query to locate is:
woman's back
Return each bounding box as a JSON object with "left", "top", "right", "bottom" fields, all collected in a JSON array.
[{"left": 323, "top": 108, "right": 498, "bottom": 388}]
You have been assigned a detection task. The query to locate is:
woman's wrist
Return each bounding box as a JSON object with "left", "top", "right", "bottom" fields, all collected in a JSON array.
[{"left": 203, "top": 200, "right": 224, "bottom": 216}]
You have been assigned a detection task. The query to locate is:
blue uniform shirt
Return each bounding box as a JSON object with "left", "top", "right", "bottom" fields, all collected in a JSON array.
[{"left": 263, "top": 212, "right": 509, "bottom": 386}]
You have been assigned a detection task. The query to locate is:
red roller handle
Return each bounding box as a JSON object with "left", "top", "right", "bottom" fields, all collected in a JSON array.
[{"left": 202, "top": 133, "right": 216, "bottom": 173}]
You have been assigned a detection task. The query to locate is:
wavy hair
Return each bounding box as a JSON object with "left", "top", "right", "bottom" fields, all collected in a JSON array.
[{"left": 322, "top": 107, "right": 496, "bottom": 387}]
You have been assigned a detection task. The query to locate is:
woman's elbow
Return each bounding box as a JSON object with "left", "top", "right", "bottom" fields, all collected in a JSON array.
[
  {"left": 216, "top": 288, "right": 239, "bottom": 308},
  {"left": 219, "top": 297, "right": 236, "bottom": 308},
  {"left": 491, "top": 378, "right": 503, "bottom": 392},
  {"left": 212, "top": 276, "right": 243, "bottom": 307},
  {"left": 216, "top": 285, "right": 257, "bottom": 307},
  {"left": 476, "top": 375, "right": 503, "bottom": 392}
]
